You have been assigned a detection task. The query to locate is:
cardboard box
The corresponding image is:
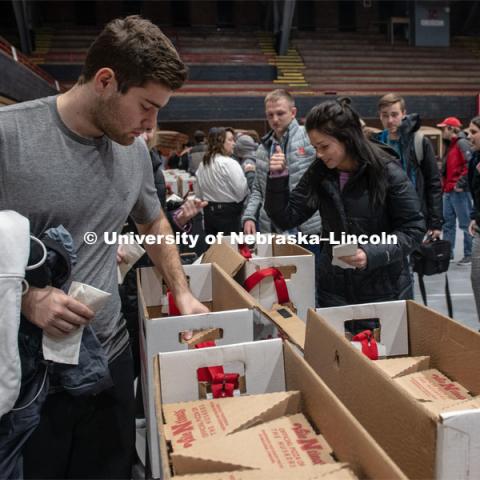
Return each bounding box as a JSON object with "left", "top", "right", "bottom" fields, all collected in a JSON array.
[
  {"left": 315, "top": 301, "right": 410, "bottom": 358},
  {"left": 374, "top": 356, "right": 430, "bottom": 378},
  {"left": 177, "top": 174, "right": 197, "bottom": 197},
  {"left": 164, "top": 391, "right": 301, "bottom": 450},
  {"left": 199, "top": 244, "right": 307, "bottom": 349},
  {"left": 175, "top": 463, "right": 358, "bottom": 479},
  {"left": 138, "top": 263, "right": 266, "bottom": 478},
  {"left": 154, "top": 339, "right": 406, "bottom": 479},
  {"left": 171, "top": 413, "right": 335, "bottom": 475},
  {"left": 267, "top": 305, "right": 306, "bottom": 350},
  {"left": 305, "top": 301, "right": 480, "bottom": 479},
  {"left": 206, "top": 237, "right": 316, "bottom": 320},
  {"left": 163, "top": 172, "right": 180, "bottom": 196},
  {"left": 394, "top": 369, "right": 472, "bottom": 402}
]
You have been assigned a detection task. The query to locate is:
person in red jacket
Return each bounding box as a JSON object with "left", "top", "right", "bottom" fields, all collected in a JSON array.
[{"left": 439, "top": 116, "right": 474, "bottom": 265}]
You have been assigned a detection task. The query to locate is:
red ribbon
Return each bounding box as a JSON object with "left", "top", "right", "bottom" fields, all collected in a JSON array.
[
  {"left": 244, "top": 267, "right": 290, "bottom": 305},
  {"left": 194, "top": 342, "right": 239, "bottom": 398},
  {"left": 352, "top": 330, "right": 378, "bottom": 360},
  {"left": 210, "top": 373, "right": 239, "bottom": 398},
  {"left": 167, "top": 291, "right": 181, "bottom": 316},
  {"left": 238, "top": 244, "right": 252, "bottom": 259}
]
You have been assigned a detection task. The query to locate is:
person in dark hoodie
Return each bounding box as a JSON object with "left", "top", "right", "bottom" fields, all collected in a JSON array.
[
  {"left": 375, "top": 93, "right": 443, "bottom": 240},
  {"left": 265, "top": 97, "right": 425, "bottom": 307}
]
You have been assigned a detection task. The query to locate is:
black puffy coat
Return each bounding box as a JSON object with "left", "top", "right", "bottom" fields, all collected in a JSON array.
[
  {"left": 397, "top": 114, "right": 443, "bottom": 230},
  {"left": 265, "top": 157, "right": 426, "bottom": 306}
]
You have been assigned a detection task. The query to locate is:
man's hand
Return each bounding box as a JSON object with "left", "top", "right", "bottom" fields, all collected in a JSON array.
[
  {"left": 117, "top": 245, "right": 127, "bottom": 265},
  {"left": 469, "top": 219, "right": 477, "bottom": 237},
  {"left": 22, "top": 286, "right": 94, "bottom": 338},
  {"left": 175, "top": 291, "right": 209, "bottom": 315},
  {"left": 454, "top": 186, "right": 464, "bottom": 193},
  {"left": 176, "top": 198, "right": 208, "bottom": 227},
  {"left": 269, "top": 145, "right": 286, "bottom": 172},
  {"left": 244, "top": 220, "right": 256, "bottom": 235},
  {"left": 244, "top": 163, "right": 256, "bottom": 173},
  {"left": 338, "top": 248, "right": 368, "bottom": 269},
  {"left": 426, "top": 229, "right": 442, "bottom": 241}
]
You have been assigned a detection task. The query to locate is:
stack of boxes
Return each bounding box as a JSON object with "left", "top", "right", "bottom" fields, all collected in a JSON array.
[{"left": 138, "top": 234, "right": 480, "bottom": 479}]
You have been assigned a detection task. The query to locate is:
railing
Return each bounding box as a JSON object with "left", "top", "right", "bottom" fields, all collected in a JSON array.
[{"left": 0, "top": 36, "right": 61, "bottom": 91}]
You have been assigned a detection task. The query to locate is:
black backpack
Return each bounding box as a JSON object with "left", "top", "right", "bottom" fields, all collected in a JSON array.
[{"left": 411, "top": 239, "right": 453, "bottom": 317}]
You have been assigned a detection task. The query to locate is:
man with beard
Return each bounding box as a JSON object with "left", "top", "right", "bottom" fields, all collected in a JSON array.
[{"left": 0, "top": 16, "right": 207, "bottom": 479}]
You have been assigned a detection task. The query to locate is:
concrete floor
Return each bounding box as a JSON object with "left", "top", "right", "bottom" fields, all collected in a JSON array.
[{"left": 415, "top": 226, "right": 479, "bottom": 332}]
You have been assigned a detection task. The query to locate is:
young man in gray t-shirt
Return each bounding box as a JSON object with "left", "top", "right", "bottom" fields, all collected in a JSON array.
[{"left": 0, "top": 16, "right": 207, "bottom": 479}]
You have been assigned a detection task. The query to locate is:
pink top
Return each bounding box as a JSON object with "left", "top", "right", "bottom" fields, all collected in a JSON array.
[{"left": 339, "top": 171, "right": 351, "bottom": 191}]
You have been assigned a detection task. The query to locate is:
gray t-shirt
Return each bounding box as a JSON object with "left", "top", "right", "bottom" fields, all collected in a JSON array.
[{"left": 0, "top": 96, "right": 161, "bottom": 360}]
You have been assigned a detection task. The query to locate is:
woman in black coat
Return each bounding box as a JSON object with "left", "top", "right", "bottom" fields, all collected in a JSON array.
[{"left": 265, "top": 98, "right": 426, "bottom": 307}]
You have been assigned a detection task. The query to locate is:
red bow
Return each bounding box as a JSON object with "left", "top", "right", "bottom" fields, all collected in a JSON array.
[
  {"left": 210, "top": 372, "right": 240, "bottom": 398},
  {"left": 352, "top": 330, "right": 378, "bottom": 360},
  {"left": 195, "top": 342, "right": 239, "bottom": 398},
  {"left": 238, "top": 244, "right": 252, "bottom": 259}
]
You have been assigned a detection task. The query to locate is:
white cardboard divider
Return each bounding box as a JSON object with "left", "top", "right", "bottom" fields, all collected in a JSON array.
[
  {"left": 141, "top": 263, "right": 212, "bottom": 309},
  {"left": 139, "top": 262, "right": 258, "bottom": 478},
  {"left": 144, "top": 309, "right": 254, "bottom": 355},
  {"left": 219, "top": 236, "right": 315, "bottom": 321},
  {"left": 159, "top": 339, "right": 285, "bottom": 404},
  {"left": 315, "top": 300, "right": 409, "bottom": 357}
]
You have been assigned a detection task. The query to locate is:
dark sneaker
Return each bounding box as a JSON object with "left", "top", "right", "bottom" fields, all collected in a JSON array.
[{"left": 457, "top": 256, "right": 472, "bottom": 266}]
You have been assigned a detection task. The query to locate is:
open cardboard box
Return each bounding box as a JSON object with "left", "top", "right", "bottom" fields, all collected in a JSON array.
[
  {"left": 202, "top": 237, "right": 315, "bottom": 320},
  {"left": 305, "top": 300, "right": 480, "bottom": 479},
  {"left": 153, "top": 339, "right": 406, "bottom": 479},
  {"left": 314, "top": 301, "right": 410, "bottom": 358},
  {"left": 138, "top": 262, "right": 263, "bottom": 478},
  {"left": 174, "top": 465, "right": 358, "bottom": 480},
  {"left": 138, "top": 263, "right": 306, "bottom": 477}
]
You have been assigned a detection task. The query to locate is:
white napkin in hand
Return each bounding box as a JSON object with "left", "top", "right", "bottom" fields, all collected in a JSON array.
[
  {"left": 42, "top": 282, "right": 111, "bottom": 365},
  {"left": 117, "top": 242, "right": 145, "bottom": 284},
  {"left": 332, "top": 243, "right": 357, "bottom": 270}
]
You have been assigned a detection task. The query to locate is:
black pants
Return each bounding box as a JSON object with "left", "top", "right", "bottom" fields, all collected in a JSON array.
[
  {"left": 203, "top": 201, "right": 243, "bottom": 236},
  {"left": 23, "top": 346, "right": 135, "bottom": 479}
]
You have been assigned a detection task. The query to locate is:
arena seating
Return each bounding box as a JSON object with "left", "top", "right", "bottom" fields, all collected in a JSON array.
[
  {"left": 23, "top": 27, "right": 480, "bottom": 123},
  {"left": 295, "top": 31, "right": 480, "bottom": 94}
]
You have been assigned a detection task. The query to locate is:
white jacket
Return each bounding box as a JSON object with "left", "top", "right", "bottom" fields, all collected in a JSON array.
[{"left": 0, "top": 211, "right": 30, "bottom": 418}]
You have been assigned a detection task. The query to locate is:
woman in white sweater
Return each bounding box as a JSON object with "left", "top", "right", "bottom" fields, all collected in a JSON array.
[{"left": 196, "top": 127, "right": 249, "bottom": 235}]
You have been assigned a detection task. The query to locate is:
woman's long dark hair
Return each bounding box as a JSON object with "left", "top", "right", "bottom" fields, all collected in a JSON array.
[
  {"left": 203, "top": 127, "right": 235, "bottom": 166},
  {"left": 305, "top": 97, "right": 388, "bottom": 207}
]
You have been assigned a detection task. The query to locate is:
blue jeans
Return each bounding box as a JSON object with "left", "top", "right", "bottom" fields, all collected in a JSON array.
[{"left": 443, "top": 191, "right": 473, "bottom": 257}]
